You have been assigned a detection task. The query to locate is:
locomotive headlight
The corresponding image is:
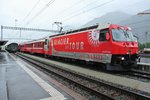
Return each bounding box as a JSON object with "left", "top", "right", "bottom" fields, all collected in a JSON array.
[{"left": 121, "top": 57, "right": 125, "bottom": 60}]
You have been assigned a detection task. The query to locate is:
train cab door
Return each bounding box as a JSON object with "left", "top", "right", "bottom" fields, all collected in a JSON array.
[
  {"left": 99, "top": 28, "right": 111, "bottom": 62},
  {"left": 44, "top": 38, "right": 49, "bottom": 55}
]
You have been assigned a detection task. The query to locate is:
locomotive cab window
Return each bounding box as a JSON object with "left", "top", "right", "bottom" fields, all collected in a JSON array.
[{"left": 99, "top": 29, "right": 109, "bottom": 41}]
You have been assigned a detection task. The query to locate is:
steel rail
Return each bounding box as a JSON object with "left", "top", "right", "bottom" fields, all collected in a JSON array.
[
  {"left": 16, "top": 53, "right": 150, "bottom": 100},
  {"left": 129, "top": 70, "right": 150, "bottom": 80},
  {"left": 16, "top": 54, "right": 115, "bottom": 100}
]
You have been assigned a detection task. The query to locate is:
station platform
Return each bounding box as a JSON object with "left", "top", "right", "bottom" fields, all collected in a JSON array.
[{"left": 0, "top": 52, "right": 78, "bottom": 100}]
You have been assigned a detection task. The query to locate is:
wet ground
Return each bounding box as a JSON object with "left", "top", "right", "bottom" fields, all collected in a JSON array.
[{"left": 0, "top": 52, "right": 73, "bottom": 100}]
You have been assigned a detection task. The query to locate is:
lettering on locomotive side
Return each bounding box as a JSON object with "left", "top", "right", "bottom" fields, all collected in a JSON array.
[
  {"left": 52, "top": 37, "right": 84, "bottom": 50},
  {"left": 88, "top": 54, "right": 104, "bottom": 60},
  {"left": 54, "top": 38, "right": 69, "bottom": 45},
  {"left": 68, "top": 42, "right": 84, "bottom": 50}
]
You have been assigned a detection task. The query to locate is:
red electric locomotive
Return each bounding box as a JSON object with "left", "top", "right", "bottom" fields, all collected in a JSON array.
[{"left": 19, "top": 23, "right": 139, "bottom": 70}]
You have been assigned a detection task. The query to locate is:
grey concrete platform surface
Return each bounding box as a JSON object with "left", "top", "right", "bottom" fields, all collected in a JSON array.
[
  {"left": 19, "top": 52, "right": 150, "bottom": 94},
  {"left": 0, "top": 52, "right": 73, "bottom": 100}
]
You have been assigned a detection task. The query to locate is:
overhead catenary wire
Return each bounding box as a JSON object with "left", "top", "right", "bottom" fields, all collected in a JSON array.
[
  {"left": 61, "top": 0, "right": 115, "bottom": 22},
  {"left": 37, "top": 0, "right": 114, "bottom": 28},
  {"left": 36, "top": 0, "right": 147, "bottom": 30},
  {"left": 3, "top": 38, "right": 33, "bottom": 40},
  {"left": 39, "top": 0, "right": 148, "bottom": 28},
  {"left": 25, "top": 0, "right": 56, "bottom": 26},
  {"left": 19, "top": 0, "right": 41, "bottom": 26},
  {"left": 53, "top": 0, "right": 85, "bottom": 18},
  {"left": 12, "top": 0, "right": 41, "bottom": 40},
  {"left": 55, "top": 0, "right": 99, "bottom": 21},
  {"left": 38, "top": 0, "right": 86, "bottom": 26},
  {"left": 8, "top": 0, "right": 55, "bottom": 42}
]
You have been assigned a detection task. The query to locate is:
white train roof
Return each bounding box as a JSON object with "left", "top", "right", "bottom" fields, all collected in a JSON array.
[{"left": 19, "top": 37, "right": 46, "bottom": 45}]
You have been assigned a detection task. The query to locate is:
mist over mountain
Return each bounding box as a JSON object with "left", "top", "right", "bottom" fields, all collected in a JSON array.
[
  {"left": 82, "top": 11, "right": 132, "bottom": 27},
  {"left": 82, "top": 10, "right": 150, "bottom": 43},
  {"left": 118, "top": 9, "right": 150, "bottom": 43}
]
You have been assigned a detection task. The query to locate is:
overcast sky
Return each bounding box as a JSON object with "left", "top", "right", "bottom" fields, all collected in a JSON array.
[{"left": 0, "top": 0, "right": 150, "bottom": 43}]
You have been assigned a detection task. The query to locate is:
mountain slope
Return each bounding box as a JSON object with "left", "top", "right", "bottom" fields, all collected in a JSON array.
[
  {"left": 118, "top": 9, "right": 150, "bottom": 43},
  {"left": 82, "top": 11, "right": 132, "bottom": 27}
]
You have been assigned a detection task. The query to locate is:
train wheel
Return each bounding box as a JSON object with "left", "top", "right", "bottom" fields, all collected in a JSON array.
[
  {"left": 102, "top": 64, "right": 107, "bottom": 71},
  {"left": 44, "top": 54, "right": 48, "bottom": 58}
]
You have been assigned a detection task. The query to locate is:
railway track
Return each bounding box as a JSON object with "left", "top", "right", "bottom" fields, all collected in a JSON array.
[
  {"left": 19, "top": 53, "right": 150, "bottom": 82},
  {"left": 15, "top": 53, "right": 150, "bottom": 100},
  {"left": 111, "top": 70, "right": 150, "bottom": 82},
  {"left": 129, "top": 70, "right": 150, "bottom": 80}
]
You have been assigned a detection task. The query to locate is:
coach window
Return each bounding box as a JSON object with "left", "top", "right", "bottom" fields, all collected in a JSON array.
[
  {"left": 35, "top": 43, "right": 38, "bottom": 47},
  {"left": 99, "top": 29, "right": 108, "bottom": 41}
]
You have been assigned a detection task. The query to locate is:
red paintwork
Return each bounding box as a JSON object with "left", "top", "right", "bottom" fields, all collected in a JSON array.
[
  {"left": 19, "top": 41, "right": 45, "bottom": 54},
  {"left": 32, "top": 42, "right": 45, "bottom": 54},
  {"left": 48, "top": 24, "right": 138, "bottom": 56},
  {"left": 49, "top": 31, "right": 111, "bottom": 54},
  {"left": 19, "top": 24, "right": 138, "bottom": 64},
  {"left": 109, "top": 25, "right": 138, "bottom": 55}
]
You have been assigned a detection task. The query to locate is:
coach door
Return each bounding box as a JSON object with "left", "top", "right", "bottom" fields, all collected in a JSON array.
[{"left": 44, "top": 38, "right": 49, "bottom": 54}]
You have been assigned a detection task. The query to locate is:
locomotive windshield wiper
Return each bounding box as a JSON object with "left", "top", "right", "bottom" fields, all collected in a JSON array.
[
  {"left": 122, "top": 30, "right": 129, "bottom": 41},
  {"left": 123, "top": 30, "right": 129, "bottom": 38},
  {"left": 119, "top": 29, "right": 130, "bottom": 41}
]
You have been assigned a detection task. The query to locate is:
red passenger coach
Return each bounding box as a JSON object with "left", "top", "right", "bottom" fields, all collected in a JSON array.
[
  {"left": 19, "top": 38, "right": 45, "bottom": 54},
  {"left": 32, "top": 39, "right": 45, "bottom": 54}
]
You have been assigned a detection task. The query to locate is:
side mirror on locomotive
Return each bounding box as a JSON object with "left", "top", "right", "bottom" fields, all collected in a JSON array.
[{"left": 106, "top": 32, "right": 110, "bottom": 40}]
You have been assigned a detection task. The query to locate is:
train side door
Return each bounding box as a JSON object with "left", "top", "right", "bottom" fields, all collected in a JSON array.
[
  {"left": 99, "top": 28, "right": 111, "bottom": 53},
  {"left": 44, "top": 38, "right": 49, "bottom": 54},
  {"left": 99, "top": 28, "right": 112, "bottom": 64}
]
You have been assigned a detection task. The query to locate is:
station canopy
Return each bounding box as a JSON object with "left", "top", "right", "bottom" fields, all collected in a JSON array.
[{"left": 0, "top": 40, "right": 8, "bottom": 46}]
